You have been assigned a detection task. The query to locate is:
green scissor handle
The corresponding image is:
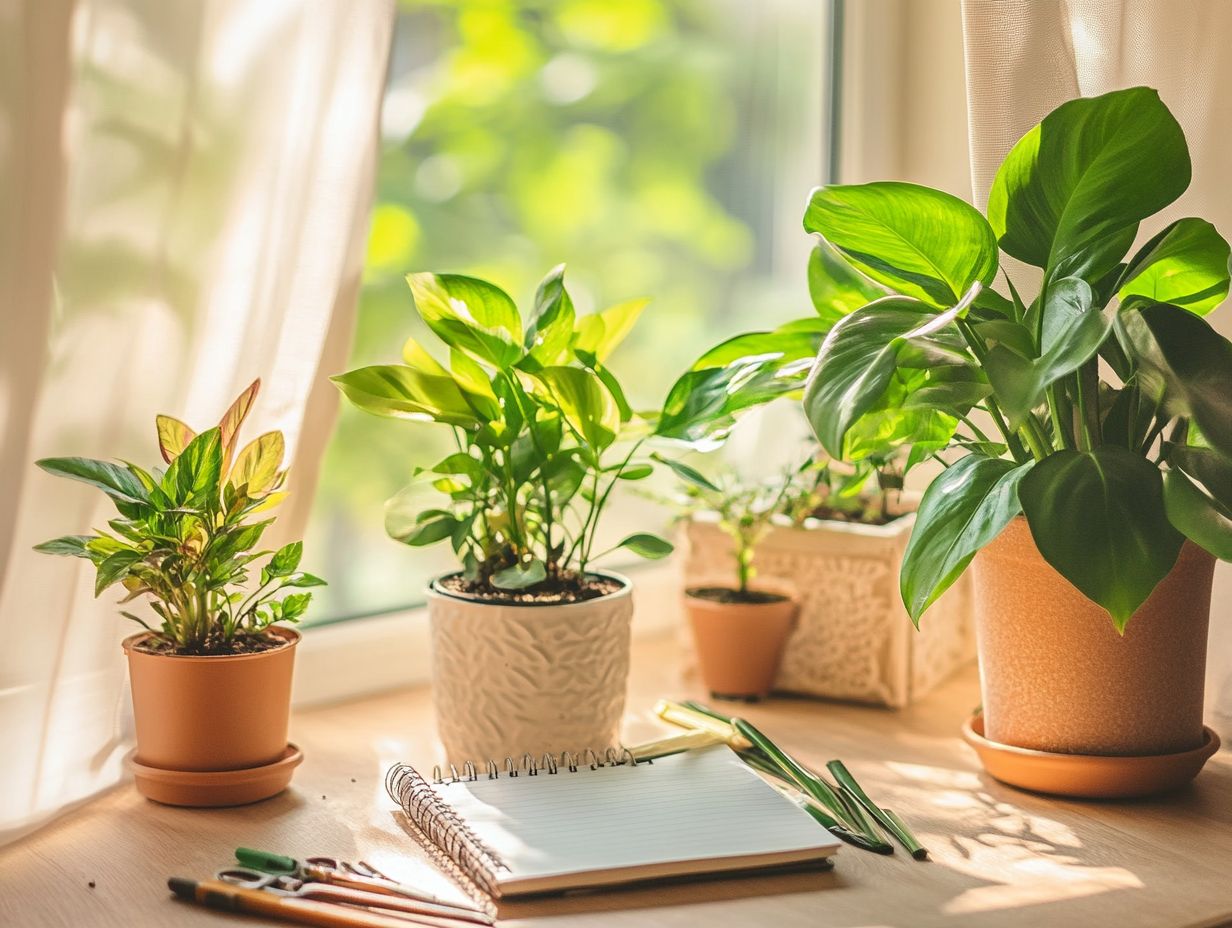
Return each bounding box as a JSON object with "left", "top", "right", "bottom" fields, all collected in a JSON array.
[{"left": 235, "top": 847, "right": 299, "bottom": 875}]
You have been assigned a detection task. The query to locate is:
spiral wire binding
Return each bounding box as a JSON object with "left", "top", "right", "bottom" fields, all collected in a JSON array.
[{"left": 386, "top": 746, "right": 643, "bottom": 898}]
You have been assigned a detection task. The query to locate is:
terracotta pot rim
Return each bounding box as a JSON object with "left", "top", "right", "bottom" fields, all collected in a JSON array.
[
  {"left": 964, "top": 712, "right": 1220, "bottom": 763},
  {"left": 427, "top": 569, "right": 632, "bottom": 609},
  {"left": 683, "top": 587, "right": 797, "bottom": 609},
  {"left": 130, "top": 742, "right": 303, "bottom": 779},
  {"left": 121, "top": 625, "right": 301, "bottom": 661}
]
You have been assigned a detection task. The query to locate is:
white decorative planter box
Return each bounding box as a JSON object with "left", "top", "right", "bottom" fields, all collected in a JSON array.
[{"left": 682, "top": 512, "right": 975, "bottom": 708}]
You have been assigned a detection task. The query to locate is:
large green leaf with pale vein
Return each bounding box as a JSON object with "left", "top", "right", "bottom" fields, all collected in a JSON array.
[
  {"left": 987, "top": 87, "right": 1190, "bottom": 282},
  {"left": 407, "top": 273, "right": 523, "bottom": 369},
  {"left": 803, "top": 181, "right": 998, "bottom": 307},
  {"left": 1018, "top": 447, "right": 1183, "bottom": 631},
  {"left": 803, "top": 293, "right": 973, "bottom": 458},
  {"left": 901, "top": 455, "right": 1033, "bottom": 624}
]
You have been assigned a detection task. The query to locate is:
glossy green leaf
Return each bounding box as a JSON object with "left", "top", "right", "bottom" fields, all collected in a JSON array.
[
  {"left": 803, "top": 293, "right": 973, "bottom": 458},
  {"left": 807, "top": 240, "right": 885, "bottom": 325},
  {"left": 530, "top": 366, "right": 620, "bottom": 451},
  {"left": 572, "top": 297, "right": 649, "bottom": 363},
  {"left": 266, "top": 541, "right": 303, "bottom": 578},
  {"left": 1164, "top": 470, "right": 1232, "bottom": 560},
  {"left": 615, "top": 463, "right": 653, "bottom": 480},
  {"left": 36, "top": 456, "right": 150, "bottom": 508},
  {"left": 984, "top": 277, "right": 1112, "bottom": 426},
  {"left": 613, "top": 532, "right": 674, "bottom": 559},
  {"left": 407, "top": 272, "right": 523, "bottom": 369},
  {"left": 95, "top": 549, "right": 143, "bottom": 596},
  {"left": 1118, "top": 301, "right": 1232, "bottom": 458},
  {"left": 1019, "top": 447, "right": 1183, "bottom": 631},
  {"left": 524, "top": 263, "right": 576, "bottom": 365},
  {"left": 988, "top": 87, "right": 1190, "bottom": 281},
  {"left": 690, "top": 317, "right": 825, "bottom": 371},
  {"left": 491, "top": 559, "right": 547, "bottom": 590},
  {"left": 33, "top": 535, "right": 95, "bottom": 558},
  {"left": 161, "top": 428, "right": 223, "bottom": 508},
  {"left": 651, "top": 453, "right": 720, "bottom": 492},
  {"left": 1167, "top": 443, "right": 1232, "bottom": 511},
  {"left": 901, "top": 456, "right": 1032, "bottom": 623},
  {"left": 399, "top": 514, "right": 460, "bottom": 547},
  {"left": 803, "top": 181, "right": 998, "bottom": 307},
  {"left": 1118, "top": 218, "right": 1231, "bottom": 315},
  {"left": 332, "top": 365, "right": 480, "bottom": 428}
]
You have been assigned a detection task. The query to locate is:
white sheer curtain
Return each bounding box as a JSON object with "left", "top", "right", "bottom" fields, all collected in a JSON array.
[
  {"left": 961, "top": 0, "right": 1232, "bottom": 738},
  {"left": 0, "top": 0, "right": 393, "bottom": 844}
]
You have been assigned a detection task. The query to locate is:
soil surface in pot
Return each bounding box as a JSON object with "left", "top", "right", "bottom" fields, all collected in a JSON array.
[
  {"left": 132, "top": 630, "right": 288, "bottom": 657},
  {"left": 803, "top": 500, "right": 902, "bottom": 526},
  {"left": 687, "top": 586, "right": 789, "bottom": 605},
  {"left": 437, "top": 571, "right": 622, "bottom": 606}
]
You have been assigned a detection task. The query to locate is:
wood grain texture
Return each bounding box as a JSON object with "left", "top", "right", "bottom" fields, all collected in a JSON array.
[{"left": 2, "top": 633, "right": 1230, "bottom": 928}]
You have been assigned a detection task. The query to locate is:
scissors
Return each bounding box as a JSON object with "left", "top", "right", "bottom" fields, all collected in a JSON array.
[
  {"left": 233, "top": 850, "right": 492, "bottom": 924},
  {"left": 215, "top": 868, "right": 491, "bottom": 927}
]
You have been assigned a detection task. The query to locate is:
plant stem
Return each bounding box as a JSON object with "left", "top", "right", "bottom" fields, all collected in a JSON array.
[
  {"left": 1046, "top": 386, "right": 1074, "bottom": 450},
  {"left": 954, "top": 318, "right": 1029, "bottom": 463},
  {"left": 1077, "top": 360, "right": 1101, "bottom": 450}
]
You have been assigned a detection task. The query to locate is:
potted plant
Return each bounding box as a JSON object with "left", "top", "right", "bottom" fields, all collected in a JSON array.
[
  {"left": 35, "top": 380, "right": 324, "bottom": 806},
  {"left": 659, "top": 465, "right": 800, "bottom": 700},
  {"left": 680, "top": 456, "right": 975, "bottom": 706},
  {"left": 792, "top": 87, "right": 1231, "bottom": 796},
  {"left": 333, "top": 266, "right": 677, "bottom": 763}
]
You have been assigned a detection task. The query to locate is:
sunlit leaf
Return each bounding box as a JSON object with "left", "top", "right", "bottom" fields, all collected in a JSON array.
[
  {"left": 218, "top": 379, "right": 260, "bottom": 466},
  {"left": 573, "top": 297, "right": 649, "bottom": 363},
  {"left": 331, "top": 365, "right": 480, "bottom": 428},
  {"left": 230, "top": 431, "right": 285, "bottom": 497},
  {"left": 1117, "top": 218, "right": 1231, "bottom": 315},
  {"left": 408, "top": 272, "right": 523, "bottom": 369},
  {"left": 155, "top": 415, "right": 195, "bottom": 465}
]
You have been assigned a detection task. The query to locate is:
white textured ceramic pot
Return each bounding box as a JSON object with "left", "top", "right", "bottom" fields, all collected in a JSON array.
[
  {"left": 683, "top": 508, "right": 975, "bottom": 707},
  {"left": 427, "top": 572, "right": 633, "bottom": 764}
]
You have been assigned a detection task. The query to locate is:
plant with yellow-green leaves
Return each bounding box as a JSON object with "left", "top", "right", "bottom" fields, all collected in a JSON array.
[{"left": 34, "top": 380, "right": 325, "bottom": 654}]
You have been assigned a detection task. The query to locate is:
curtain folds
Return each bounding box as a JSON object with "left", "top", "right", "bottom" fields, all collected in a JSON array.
[
  {"left": 0, "top": 0, "right": 393, "bottom": 844},
  {"left": 961, "top": 0, "right": 1232, "bottom": 737}
]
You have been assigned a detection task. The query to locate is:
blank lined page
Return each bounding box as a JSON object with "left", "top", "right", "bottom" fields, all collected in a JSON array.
[{"left": 432, "top": 745, "right": 839, "bottom": 890}]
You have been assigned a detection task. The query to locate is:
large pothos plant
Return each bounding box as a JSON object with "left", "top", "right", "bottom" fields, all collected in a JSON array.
[
  {"left": 333, "top": 266, "right": 684, "bottom": 597},
  {"left": 659, "top": 87, "right": 1232, "bottom": 632},
  {"left": 799, "top": 86, "right": 1232, "bottom": 632}
]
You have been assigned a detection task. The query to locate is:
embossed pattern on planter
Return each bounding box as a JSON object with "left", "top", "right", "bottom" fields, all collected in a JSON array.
[
  {"left": 428, "top": 581, "right": 633, "bottom": 765},
  {"left": 683, "top": 515, "right": 974, "bottom": 707}
]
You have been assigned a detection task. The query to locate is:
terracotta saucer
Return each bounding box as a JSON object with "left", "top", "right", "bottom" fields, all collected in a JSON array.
[
  {"left": 130, "top": 743, "right": 303, "bottom": 807},
  {"left": 962, "top": 715, "right": 1220, "bottom": 800}
]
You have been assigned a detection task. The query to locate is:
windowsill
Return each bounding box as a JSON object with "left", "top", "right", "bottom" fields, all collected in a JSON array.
[{"left": 292, "top": 560, "right": 686, "bottom": 707}]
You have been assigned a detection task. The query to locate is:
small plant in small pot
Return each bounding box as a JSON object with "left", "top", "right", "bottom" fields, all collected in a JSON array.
[
  {"left": 35, "top": 380, "right": 324, "bottom": 807},
  {"left": 333, "top": 266, "right": 677, "bottom": 763},
  {"left": 795, "top": 87, "right": 1232, "bottom": 796},
  {"left": 662, "top": 465, "right": 799, "bottom": 701}
]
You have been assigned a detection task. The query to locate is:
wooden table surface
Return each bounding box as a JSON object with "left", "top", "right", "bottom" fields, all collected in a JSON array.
[{"left": 3, "top": 632, "right": 1231, "bottom": 928}]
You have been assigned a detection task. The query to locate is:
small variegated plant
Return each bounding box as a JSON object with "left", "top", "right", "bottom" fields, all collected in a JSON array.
[{"left": 35, "top": 380, "right": 325, "bottom": 654}]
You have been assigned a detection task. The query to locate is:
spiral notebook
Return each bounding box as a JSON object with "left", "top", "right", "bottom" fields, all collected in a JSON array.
[{"left": 386, "top": 744, "right": 840, "bottom": 897}]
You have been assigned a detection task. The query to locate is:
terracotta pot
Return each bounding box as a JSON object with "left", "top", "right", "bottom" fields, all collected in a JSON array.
[
  {"left": 122, "top": 627, "right": 299, "bottom": 774},
  {"left": 427, "top": 572, "right": 633, "bottom": 764},
  {"left": 684, "top": 589, "right": 798, "bottom": 700},
  {"left": 683, "top": 508, "right": 975, "bottom": 707},
  {"left": 972, "top": 516, "right": 1213, "bottom": 757}
]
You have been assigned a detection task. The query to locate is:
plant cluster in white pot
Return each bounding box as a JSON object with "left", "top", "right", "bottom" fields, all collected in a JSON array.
[{"left": 334, "top": 265, "right": 694, "bottom": 764}]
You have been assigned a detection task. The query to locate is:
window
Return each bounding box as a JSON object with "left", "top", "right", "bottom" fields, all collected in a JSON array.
[{"left": 301, "top": 0, "right": 838, "bottom": 623}]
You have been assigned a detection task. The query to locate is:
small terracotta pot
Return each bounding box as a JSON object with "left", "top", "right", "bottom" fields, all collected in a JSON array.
[
  {"left": 972, "top": 517, "right": 1213, "bottom": 759},
  {"left": 122, "top": 627, "right": 299, "bottom": 780},
  {"left": 427, "top": 572, "right": 633, "bottom": 764},
  {"left": 685, "top": 589, "right": 797, "bottom": 700}
]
